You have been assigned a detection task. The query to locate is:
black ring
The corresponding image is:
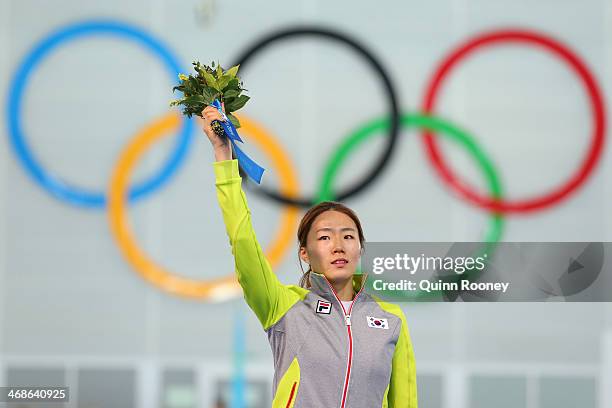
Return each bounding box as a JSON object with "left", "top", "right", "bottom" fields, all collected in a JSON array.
[{"left": 232, "top": 26, "right": 400, "bottom": 207}]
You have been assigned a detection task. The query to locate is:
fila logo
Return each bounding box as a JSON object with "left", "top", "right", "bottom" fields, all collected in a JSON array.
[
  {"left": 316, "top": 300, "right": 332, "bottom": 314},
  {"left": 367, "top": 316, "right": 389, "bottom": 330}
]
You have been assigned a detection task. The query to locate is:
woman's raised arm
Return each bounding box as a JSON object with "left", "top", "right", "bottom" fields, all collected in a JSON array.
[{"left": 201, "top": 107, "right": 305, "bottom": 330}]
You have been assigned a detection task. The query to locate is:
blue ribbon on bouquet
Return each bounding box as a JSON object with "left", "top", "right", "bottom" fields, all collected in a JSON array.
[{"left": 211, "top": 99, "right": 265, "bottom": 184}]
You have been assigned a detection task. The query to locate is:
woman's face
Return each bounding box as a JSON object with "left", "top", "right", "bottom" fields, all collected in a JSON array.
[{"left": 300, "top": 210, "right": 362, "bottom": 284}]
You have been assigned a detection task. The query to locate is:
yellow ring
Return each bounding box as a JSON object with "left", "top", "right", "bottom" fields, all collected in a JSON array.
[{"left": 107, "top": 112, "right": 300, "bottom": 300}]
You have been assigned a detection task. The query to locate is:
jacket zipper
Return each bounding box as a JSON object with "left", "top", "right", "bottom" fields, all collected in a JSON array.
[{"left": 324, "top": 279, "right": 365, "bottom": 408}]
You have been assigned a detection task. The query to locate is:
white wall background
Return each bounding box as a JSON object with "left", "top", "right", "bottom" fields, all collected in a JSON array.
[{"left": 1, "top": 0, "right": 612, "bottom": 407}]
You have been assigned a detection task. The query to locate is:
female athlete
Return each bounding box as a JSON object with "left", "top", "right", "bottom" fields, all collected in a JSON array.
[{"left": 201, "top": 105, "right": 418, "bottom": 408}]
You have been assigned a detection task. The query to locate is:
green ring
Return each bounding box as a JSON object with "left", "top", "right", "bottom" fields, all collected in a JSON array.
[{"left": 315, "top": 114, "right": 505, "bottom": 301}]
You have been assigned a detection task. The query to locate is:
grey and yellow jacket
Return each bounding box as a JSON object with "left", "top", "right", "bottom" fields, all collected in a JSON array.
[{"left": 214, "top": 159, "right": 418, "bottom": 408}]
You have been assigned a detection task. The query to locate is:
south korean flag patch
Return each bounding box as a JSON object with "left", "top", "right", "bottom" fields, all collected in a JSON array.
[
  {"left": 316, "top": 300, "right": 332, "bottom": 314},
  {"left": 367, "top": 316, "right": 389, "bottom": 330}
]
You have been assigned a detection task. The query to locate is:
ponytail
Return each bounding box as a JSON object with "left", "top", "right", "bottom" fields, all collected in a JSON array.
[{"left": 298, "top": 254, "right": 312, "bottom": 288}]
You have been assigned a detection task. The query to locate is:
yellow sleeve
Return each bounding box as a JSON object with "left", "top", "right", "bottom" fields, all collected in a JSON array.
[
  {"left": 214, "top": 160, "right": 306, "bottom": 330},
  {"left": 387, "top": 308, "right": 418, "bottom": 408}
]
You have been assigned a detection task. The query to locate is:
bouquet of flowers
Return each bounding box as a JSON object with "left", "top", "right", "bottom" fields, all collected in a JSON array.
[{"left": 170, "top": 61, "right": 250, "bottom": 138}]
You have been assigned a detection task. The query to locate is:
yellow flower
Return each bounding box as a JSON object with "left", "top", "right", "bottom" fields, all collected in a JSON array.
[{"left": 178, "top": 73, "right": 189, "bottom": 81}]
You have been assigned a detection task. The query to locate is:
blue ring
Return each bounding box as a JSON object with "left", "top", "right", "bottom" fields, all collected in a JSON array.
[{"left": 6, "top": 19, "right": 194, "bottom": 208}]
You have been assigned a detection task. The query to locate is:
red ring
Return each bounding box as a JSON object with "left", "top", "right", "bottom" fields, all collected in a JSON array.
[{"left": 421, "top": 29, "right": 606, "bottom": 213}]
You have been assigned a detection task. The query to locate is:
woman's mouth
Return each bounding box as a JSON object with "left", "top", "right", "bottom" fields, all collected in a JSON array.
[{"left": 331, "top": 258, "right": 349, "bottom": 267}]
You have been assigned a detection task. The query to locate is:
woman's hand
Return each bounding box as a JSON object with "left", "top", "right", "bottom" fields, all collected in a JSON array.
[{"left": 199, "top": 104, "right": 232, "bottom": 161}]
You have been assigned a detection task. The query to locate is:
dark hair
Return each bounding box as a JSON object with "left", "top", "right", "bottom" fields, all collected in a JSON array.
[{"left": 297, "top": 201, "right": 365, "bottom": 288}]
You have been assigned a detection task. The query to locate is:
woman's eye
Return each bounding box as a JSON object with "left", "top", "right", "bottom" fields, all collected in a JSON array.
[
  {"left": 318, "top": 236, "right": 329, "bottom": 240},
  {"left": 345, "top": 235, "right": 354, "bottom": 239}
]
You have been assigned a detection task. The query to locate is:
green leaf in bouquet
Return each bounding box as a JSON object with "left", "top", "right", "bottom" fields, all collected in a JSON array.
[
  {"left": 226, "top": 112, "right": 241, "bottom": 128},
  {"left": 222, "top": 78, "right": 240, "bottom": 92},
  {"left": 193, "top": 63, "right": 206, "bottom": 78},
  {"left": 188, "top": 76, "right": 202, "bottom": 93},
  {"left": 181, "top": 77, "right": 196, "bottom": 94},
  {"left": 217, "top": 74, "right": 234, "bottom": 91},
  {"left": 201, "top": 86, "right": 218, "bottom": 105},
  {"left": 226, "top": 95, "right": 250, "bottom": 112},
  {"left": 195, "top": 60, "right": 214, "bottom": 75},
  {"left": 225, "top": 64, "right": 240, "bottom": 79},
  {"left": 216, "top": 62, "right": 223, "bottom": 78},
  {"left": 183, "top": 94, "right": 207, "bottom": 106},
  {"left": 203, "top": 71, "right": 219, "bottom": 90},
  {"left": 224, "top": 89, "right": 240, "bottom": 99}
]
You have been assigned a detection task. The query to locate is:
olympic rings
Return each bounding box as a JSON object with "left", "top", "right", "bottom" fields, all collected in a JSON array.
[
  {"left": 421, "top": 29, "right": 606, "bottom": 214},
  {"left": 317, "top": 114, "right": 505, "bottom": 301},
  {"left": 233, "top": 26, "right": 400, "bottom": 207},
  {"left": 6, "top": 19, "right": 608, "bottom": 301},
  {"left": 6, "top": 19, "right": 193, "bottom": 208},
  {"left": 108, "top": 112, "right": 300, "bottom": 300}
]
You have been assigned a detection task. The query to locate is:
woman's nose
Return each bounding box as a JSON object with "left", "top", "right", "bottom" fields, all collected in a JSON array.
[{"left": 332, "top": 239, "right": 345, "bottom": 253}]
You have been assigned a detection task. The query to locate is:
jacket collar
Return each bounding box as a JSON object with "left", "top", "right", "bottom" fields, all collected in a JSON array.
[{"left": 309, "top": 272, "right": 368, "bottom": 303}]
